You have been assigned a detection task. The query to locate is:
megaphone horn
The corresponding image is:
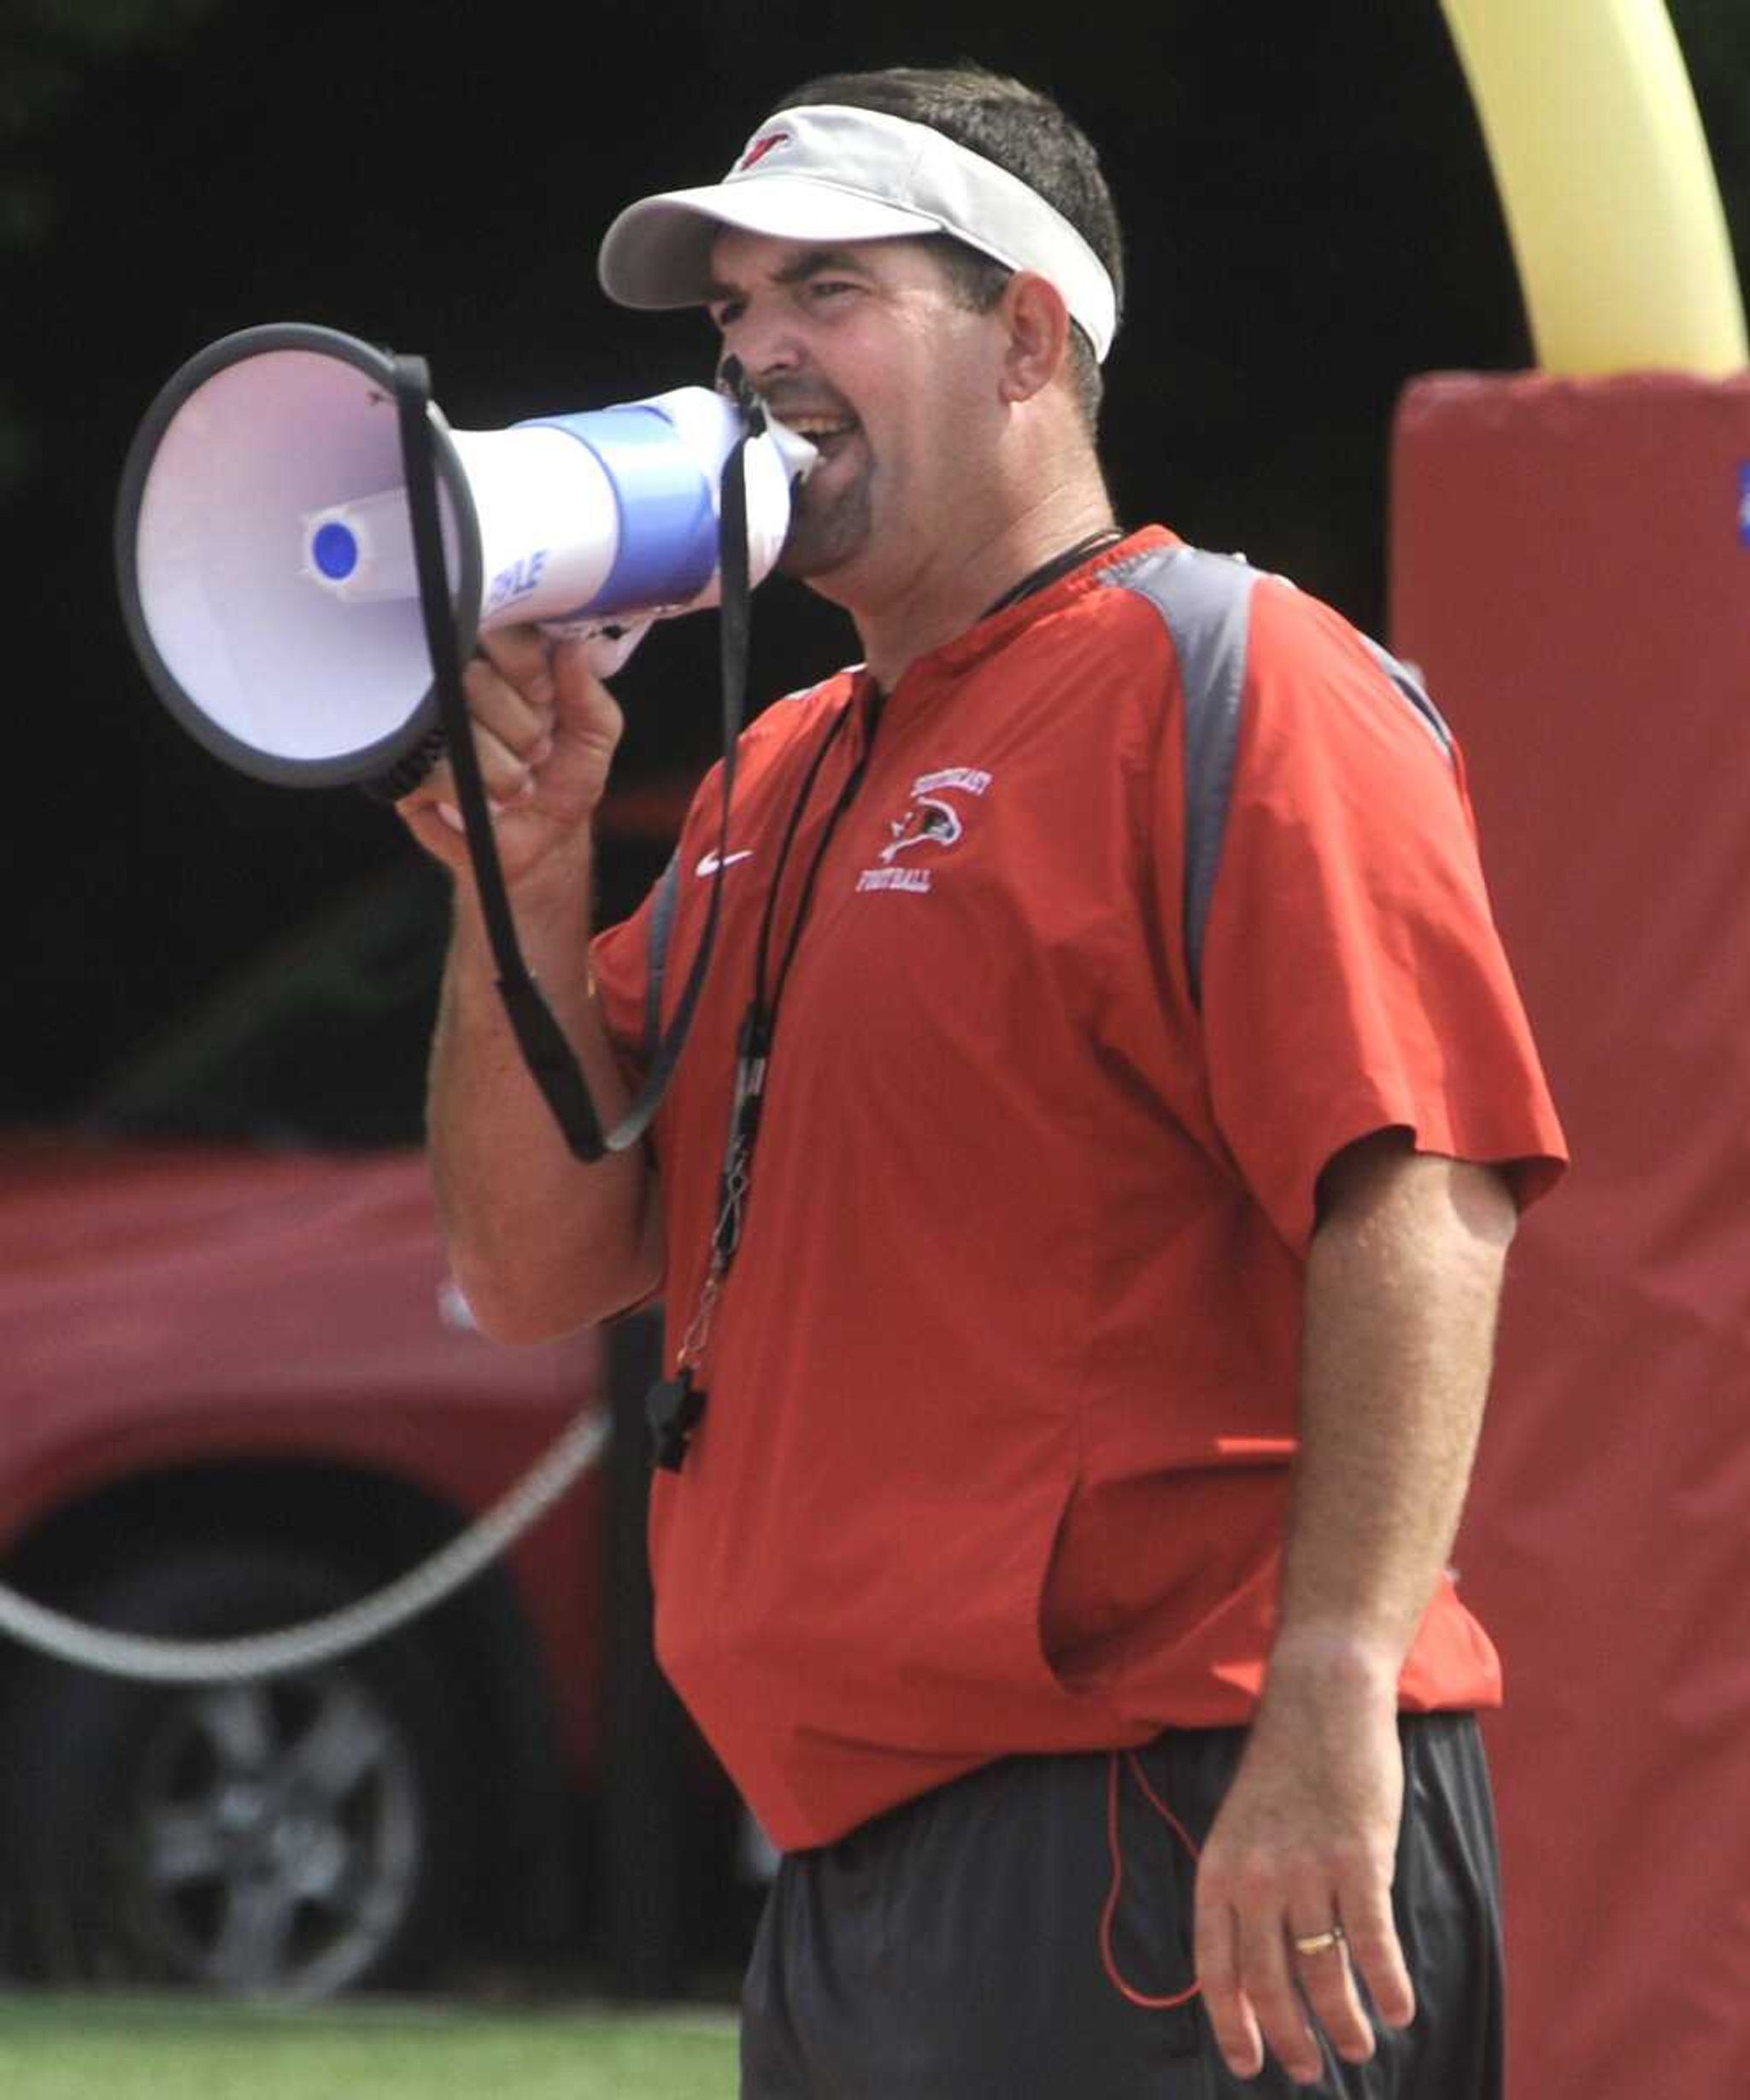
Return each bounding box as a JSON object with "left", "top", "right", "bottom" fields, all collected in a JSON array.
[{"left": 115, "top": 322, "right": 815, "bottom": 791}]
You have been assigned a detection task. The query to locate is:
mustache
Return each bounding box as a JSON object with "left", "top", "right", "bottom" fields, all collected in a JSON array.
[{"left": 714, "top": 364, "right": 855, "bottom": 426}]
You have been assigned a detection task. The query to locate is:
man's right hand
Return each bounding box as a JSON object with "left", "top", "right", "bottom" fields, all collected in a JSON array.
[{"left": 396, "top": 625, "right": 625, "bottom": 891}]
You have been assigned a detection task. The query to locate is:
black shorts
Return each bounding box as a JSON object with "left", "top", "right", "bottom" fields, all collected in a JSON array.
[{"left": 740, "top": 1713, "right": 1503, "bottom": 2098}]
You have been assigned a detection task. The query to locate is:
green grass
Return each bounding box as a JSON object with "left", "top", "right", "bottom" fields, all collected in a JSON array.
[{"left": 0, "top": 1993, "right": 739, "bottom": 2099}]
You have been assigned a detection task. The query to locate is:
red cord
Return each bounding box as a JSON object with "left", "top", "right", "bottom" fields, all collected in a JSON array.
[{"left": 1099, "top": 1749, "right": 1203, "bottom": 2009}]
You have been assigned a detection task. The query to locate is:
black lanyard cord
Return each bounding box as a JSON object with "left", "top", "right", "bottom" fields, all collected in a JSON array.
[
  {"left": 744, "top": 527, "right": 1118, "bottom": 1035},
  {"left": 651, "top": 678, "right": 886, "bottom": 1467},
  {"left": 652, "top": 528, "right": 1122, "bottom": 1467},
  {"left": 751, "top": 681, "right": 887, "bottom": 1035},
  {"left": 981, "top": 525, "right": 1125, "bottom": 618},
  {"left": 748, "top": 697, "right": 855, "bottom": 1028},
  {"left": 706, "top": 678, "right": 886, "bottom": 1280},
  {"left": 709, "top": 527, "right": 1120, "bottom": 1277}
]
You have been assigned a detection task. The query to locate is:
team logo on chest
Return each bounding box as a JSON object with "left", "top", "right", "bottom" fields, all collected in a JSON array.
[{"left": 856, "top": 766, "right": 993, "bottom": 894}]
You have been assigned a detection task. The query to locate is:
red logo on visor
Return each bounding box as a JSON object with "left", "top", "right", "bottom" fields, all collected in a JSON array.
[{"left": 737, "top": 131, "right": 790, "bottom": 172}]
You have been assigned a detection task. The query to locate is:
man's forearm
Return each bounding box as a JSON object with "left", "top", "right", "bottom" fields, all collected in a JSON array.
[
  {"left": 1191, "top": 1139, "right": 1520, "bottom": 2081},
  {"left": 1266, "top": 1137, "right": 1518, "bottom": 1698},
  {"left": 428, "top": 845, "right": 661, "bottom": 1342}
]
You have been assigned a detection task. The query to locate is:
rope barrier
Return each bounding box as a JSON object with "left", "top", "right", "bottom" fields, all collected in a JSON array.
[{"left": 0, "top": 1404, "right": 610, "bottom": 1683}]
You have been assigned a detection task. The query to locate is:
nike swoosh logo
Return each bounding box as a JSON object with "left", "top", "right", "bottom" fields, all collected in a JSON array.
[{"left": 695, "top": 848, "right": 755, "bottom": 877}]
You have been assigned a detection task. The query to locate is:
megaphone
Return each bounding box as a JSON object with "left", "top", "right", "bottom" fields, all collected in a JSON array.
[{"left": 115, "top": 322, "right": 816, "bottom": 792}]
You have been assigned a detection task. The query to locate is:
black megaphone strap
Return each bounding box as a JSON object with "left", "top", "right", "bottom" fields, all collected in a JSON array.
[{"left": 391, "top": 353, "right": 758, "bottom": 1162}]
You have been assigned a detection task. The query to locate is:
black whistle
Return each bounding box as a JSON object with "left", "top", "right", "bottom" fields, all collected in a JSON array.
[{"left": 646, "top": 1370, "right": 707, "bottom": 1472}]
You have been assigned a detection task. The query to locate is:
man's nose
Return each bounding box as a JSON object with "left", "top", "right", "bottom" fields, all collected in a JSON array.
[{"left": 721, "top": 302, "right": 804, "bottom": 387}]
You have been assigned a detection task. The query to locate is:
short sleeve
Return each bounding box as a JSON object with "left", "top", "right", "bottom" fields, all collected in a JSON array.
[{"left": 1195, "top": 578, "right": 1567, "bottom": 1254}]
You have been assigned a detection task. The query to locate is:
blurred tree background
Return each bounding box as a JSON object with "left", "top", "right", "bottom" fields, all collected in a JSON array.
[{"left": 1, "top": 0, "right": 1742, "bottom": 1125}]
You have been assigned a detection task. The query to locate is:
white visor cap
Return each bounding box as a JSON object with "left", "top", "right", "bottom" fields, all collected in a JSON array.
[{"left": 597, "top": 103, "right": 1118, "bottom": 363}]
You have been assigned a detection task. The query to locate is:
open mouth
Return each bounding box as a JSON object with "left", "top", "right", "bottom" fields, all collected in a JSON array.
[{"left": 782, "top": 414, "right": 860, "bottom": 462}]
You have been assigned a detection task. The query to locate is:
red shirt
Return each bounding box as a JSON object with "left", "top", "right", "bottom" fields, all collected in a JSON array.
[{"left": 591, "top": 527, "right": 1566, "bottom": 1849}]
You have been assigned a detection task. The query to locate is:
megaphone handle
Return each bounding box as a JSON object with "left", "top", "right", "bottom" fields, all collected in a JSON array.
[
  {"left": 390, "top": 355, "right": 758, "bottom": 1166},
  {"left": 578, "top": 618, "right": 655, "bottom": 679}
]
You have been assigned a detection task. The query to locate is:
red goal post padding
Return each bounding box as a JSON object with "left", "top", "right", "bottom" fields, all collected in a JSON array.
[{"left": 1389, "top": 369, "right": 1750, "bottom": 2100}]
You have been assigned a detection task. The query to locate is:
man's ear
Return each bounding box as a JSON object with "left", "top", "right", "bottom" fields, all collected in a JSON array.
[{"left": 997, "top": 271, "right": 1072, "bottom": 403}]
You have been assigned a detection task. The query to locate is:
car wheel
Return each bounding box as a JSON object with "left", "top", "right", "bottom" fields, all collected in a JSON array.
[{"left": 1, "top": 1543, "right": 477, "bottom": 1997}]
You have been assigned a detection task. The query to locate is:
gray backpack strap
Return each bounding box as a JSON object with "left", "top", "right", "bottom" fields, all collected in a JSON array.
[
  {"left": 641, "top": 847, "right": 685, "bottom": 1066},
  {"left": 1100, "top": 544, "right": 1453, "bottom": 1005}
]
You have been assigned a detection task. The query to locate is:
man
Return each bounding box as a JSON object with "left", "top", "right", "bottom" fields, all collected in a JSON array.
[{"left": 399, "top": 65, "right": 1565, "bottom": 2097}]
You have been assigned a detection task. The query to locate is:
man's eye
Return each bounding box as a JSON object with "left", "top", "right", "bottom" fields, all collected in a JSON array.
[
  {"left": 808, "top": 279, "right": 858, "bottom": 302},
  {"left": 710, "top": 299, "right": 745, "bottom": 330}
]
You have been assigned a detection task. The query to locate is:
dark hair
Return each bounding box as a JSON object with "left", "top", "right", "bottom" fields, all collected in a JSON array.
[{"left": 775, "top": 64, "right": 1124, "bottom": 429}]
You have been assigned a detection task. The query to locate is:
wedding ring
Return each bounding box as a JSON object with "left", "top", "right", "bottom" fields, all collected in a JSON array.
[{"left": 1291, "top": 1926, "right": 1346, "bottom": 1957}]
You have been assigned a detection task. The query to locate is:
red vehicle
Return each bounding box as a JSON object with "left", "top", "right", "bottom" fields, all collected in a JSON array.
[{"left": 0, "top": 859, "right": 733, "bottom": 1999}]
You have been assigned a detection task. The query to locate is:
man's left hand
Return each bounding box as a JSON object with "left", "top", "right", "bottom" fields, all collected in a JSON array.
[{"left": 1191, "top": 1649, "right": 1415, "bottom": 2085}]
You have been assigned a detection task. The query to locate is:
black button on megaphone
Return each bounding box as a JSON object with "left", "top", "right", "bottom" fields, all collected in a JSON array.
[{"left": 115, "top": 322, "right": 815, "bottom": 791}]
